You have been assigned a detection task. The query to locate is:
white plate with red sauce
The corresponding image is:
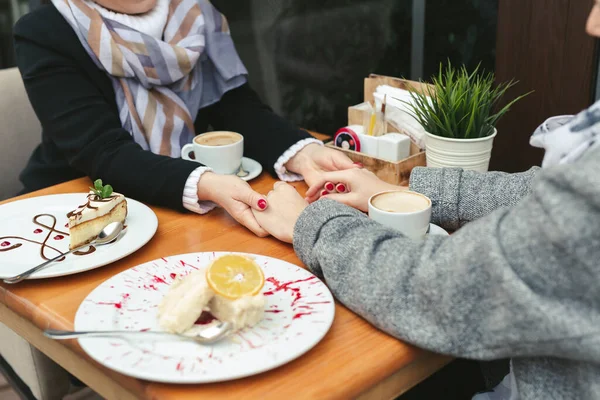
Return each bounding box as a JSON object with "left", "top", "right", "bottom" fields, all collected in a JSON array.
[
  {"left": 74, "top": 252, "right": 335, "bottom": 383},
  {"left": 0, "top": 194, "right": 157, "bottom": 279}
]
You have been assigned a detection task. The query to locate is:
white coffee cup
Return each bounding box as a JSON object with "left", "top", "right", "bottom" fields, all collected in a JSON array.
[
  {"left": 181, "top": 131, "right": 244, "bottom": 175},
  {"left": 368, "top": 190, "right": 432, "bottom": 239}
]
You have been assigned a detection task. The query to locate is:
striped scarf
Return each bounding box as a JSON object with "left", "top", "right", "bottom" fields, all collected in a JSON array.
[
  {"left": 52, "top": 0, "right": 247, "bottom": 157},
  {"left": 531, "top": 100, "right": 600, "bottom": 167}
]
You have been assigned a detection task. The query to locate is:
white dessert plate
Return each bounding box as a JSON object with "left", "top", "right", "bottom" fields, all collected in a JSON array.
[
  {"left": 0, "top": 194, "right": 157, "bottom": 279},
  {"left": 74, "top": 252, "right": 335, "bottom": 383},
  {"left": 428, "top": 223, "right": 449, "bottom": 236}
]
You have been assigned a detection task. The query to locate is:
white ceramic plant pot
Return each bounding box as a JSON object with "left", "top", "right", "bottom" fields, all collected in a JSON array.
[{"left": 424, "top": 128, "right": 497, "bottom": 172}]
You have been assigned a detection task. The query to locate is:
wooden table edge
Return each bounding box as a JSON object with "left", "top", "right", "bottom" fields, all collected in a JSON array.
[{"left": 2, "top": 298, "right": 452, "bottom": 400}]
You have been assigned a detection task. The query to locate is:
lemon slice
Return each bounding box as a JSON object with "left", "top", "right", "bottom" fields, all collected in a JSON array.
[{"left": 206, "top": 255, "right": 265, "bottom": 299}]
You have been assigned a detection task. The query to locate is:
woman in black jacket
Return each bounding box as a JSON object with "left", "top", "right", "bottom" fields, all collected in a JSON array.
[{"left": 13, "top": 0, "right": 353, "bottom": 235}]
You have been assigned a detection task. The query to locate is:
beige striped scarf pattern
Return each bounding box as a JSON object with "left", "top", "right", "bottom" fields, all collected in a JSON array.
[{"left": 52, "top": 0, "right": 247, "bottom": 157}]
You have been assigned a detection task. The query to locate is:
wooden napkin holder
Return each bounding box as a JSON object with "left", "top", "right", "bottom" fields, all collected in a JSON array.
[{"left": 325, "top": 74, "right": 431, "bottom": 185}]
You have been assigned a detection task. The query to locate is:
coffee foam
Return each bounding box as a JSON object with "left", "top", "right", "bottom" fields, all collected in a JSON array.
[
  {"left": 371, "top": 191, "right": 430, "bottom": 213},
  {"left": 195, "top": 131, "right": 242, "bottom": 146}
]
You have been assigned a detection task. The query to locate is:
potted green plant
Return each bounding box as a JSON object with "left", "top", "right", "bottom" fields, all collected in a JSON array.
[{"left": 405, "top": 62, "right": 530, "bottom": 171}]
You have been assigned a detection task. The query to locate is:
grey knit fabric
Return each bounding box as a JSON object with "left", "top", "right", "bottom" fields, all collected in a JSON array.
[
  {"left": 293, "top": 146, "right": 600, "bottom": 400},
  {"left": 409, "top": 166, "right": 539, "bottom": 231}
]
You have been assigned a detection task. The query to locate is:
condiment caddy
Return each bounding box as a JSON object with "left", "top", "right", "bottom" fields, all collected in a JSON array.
[{"left": 327, "top": 74, "right": 433, "bottom": 185}]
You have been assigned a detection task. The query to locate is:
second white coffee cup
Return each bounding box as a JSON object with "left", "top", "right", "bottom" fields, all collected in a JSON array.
[
  {"left": 181, "top": 131, "right": 244, "bottom": 175},
  {"left": 368, "top": 190, "right": 432, "bottom": 239}
]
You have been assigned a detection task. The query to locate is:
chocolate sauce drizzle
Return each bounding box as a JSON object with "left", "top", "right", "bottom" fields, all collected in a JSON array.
[{"left": 0, "top": 214, "right": 96, "bottom": 261}]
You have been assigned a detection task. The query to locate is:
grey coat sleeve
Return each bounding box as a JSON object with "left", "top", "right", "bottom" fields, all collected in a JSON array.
[
  {"left": 293, "top": 148, "right": 600, "bottom": 363},
  {"left": 409, "top": 167, "right": 539, "bottom": 230}
]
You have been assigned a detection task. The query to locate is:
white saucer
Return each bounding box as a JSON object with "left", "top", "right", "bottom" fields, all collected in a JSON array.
[
  {"left": 237, "top": 157, "right": 262, "bottom": 181},
  {"left": 428, "top": 223, "right": 449, "bottom": 236}
]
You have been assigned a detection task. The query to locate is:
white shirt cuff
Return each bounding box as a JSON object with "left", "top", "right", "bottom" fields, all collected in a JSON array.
[
  {"left": 274, "top": 138, "right": 323, "bottom": 182},
  {"left": 182, "top": 166, "right": 218, "bottom": 214}
]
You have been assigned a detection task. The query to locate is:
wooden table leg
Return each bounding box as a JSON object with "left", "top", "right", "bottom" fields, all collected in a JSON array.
[{"left": 0, "top": 303, "right": 140, "bottom": 400}]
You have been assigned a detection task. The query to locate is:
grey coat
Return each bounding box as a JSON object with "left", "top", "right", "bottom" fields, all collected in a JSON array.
[{"left": 293, "top": 146, "right": 600, "bottom": 399}]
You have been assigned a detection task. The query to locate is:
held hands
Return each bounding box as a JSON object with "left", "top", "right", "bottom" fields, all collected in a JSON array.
[
  {"left": 219, "top": 143, "right": 355, "bottom": 240},
  {"left": 197, "top": 172, "right": 269, "bottom": 237},
  {"left": 305, "top": 168, "right": 402, "bottom": 212},
  {"left": 251, "top": 182, "right": 308, "bottom": 243},
  {"left": 284, "top": 144, "right": 356, "bottom": 187},
  {"left": 196, "top": 145, "right": 399, "bottom": 240}
]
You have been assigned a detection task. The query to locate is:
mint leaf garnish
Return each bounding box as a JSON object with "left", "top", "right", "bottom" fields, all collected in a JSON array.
[
  {"left": 102, "top": 185, "right": 113, "bottom": 198},
  {"left": 90, "top": 180, "right": 113, "bottom": 199}
]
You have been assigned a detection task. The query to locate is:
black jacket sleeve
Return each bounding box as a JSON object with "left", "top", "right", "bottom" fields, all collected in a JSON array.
[
  {"left": 196, "top": 83, "right": 312, "bottom": 176},
  {"left": 13, "top": 13, "right": 199, "bottom": 211}
]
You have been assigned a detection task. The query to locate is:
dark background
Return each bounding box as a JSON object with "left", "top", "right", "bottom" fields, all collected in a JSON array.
[
  {"left": 213, "top": 0, "right": 498, "bottom": 135},
  {"left": 1, "top": 0, "right": 597, "bottom": 172},
  {"left": 0, "top": 0, "right": 499, "bottom": 137}
]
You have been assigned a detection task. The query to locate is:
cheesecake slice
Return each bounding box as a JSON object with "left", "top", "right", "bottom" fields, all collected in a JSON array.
[
  {"left": 209, "top": 294, "right": 266, "bottom": 331},
  {"left": 158, "top": 255, "right": 266, "bottom": 335},
  {"left": 67, "top": 191, "right": 127, "bottom": 249},
  {"left": 158, "top": 269, "right": 215, "bottom": 334}
]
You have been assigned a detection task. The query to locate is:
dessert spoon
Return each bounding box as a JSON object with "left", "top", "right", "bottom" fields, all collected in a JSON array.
[
  {"left": 43, "top": 321, "right": 233, "bottom": 345},
  {"left": 3, "top": 222, "right": 124, "bottom": 284},
  {"left": 236, "top": 164, "right": 249, "bottom": 178}
]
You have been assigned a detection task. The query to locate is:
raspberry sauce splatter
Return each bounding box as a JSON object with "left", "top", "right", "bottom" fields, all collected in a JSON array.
[
  {"left": 33, "top": 229, "right": 43, "bottom": 234},
  {"left": 263, "top": 276, "right": 316, "bottom": 306},
  {"left": 237, "top": 332, "right": 259, "bottom": 349},
  {"left": 293, "top": 312, "right": 313, "bottom": 320},
  {"left": 194, "top": 311, "right": 217, "bottom": 325},
  {"left": 96, "top": 301, "right": 122, "bottom": 309}
]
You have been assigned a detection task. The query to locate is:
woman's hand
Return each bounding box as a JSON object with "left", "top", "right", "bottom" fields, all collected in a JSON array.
[
  {"left": 251, "top": 182, "right": 309, "bottom": 243},
  {"left": 197, "top": 172, "right": 269, "bottom": 237},
  {"left": 285, "top": 144, "right": 356, "bottom": 187},
  {"left": 305, "top": 168, "right": 404, "bottom": 212}
]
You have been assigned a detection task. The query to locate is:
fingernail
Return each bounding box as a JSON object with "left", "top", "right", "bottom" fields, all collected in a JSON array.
[
  {"left": 320, "top": 190, "right": 329, "bottom": 197},
  {"left": 325, "top": 182, "right": 335, "bottom": 191},
  {"left": 258, "top": 199, "right": 267, "bottom": 210},
  {"left": 336, "top": 184, "right": 346, "bottom": 193},
  {"left": 353, "top": 162, "right": 363, "bottom": 168}
]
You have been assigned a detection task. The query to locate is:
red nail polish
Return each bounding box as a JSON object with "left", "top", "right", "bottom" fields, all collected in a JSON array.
[
  {"left": 336, "top": 184, "right": 346, "bottom": 193},
  {"left": 325, "top": 182, "right": 335, "bottom": 191},
  {"left": 320, "top": 190, "right": 329, "bottom": 197},
  {"left": 258, "top": 199, "right": 267, "bottom": 209},
  {"left": 353, "top": 162, "right": 363, "bottom": 168}
]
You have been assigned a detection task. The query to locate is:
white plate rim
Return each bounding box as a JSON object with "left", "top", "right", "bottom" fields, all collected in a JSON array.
[
  {"left": 0, "top": 193, "right": 158, "bottom": 279},
  {"left": 74, "top": 252, "right": 335, "bottom": 383}
]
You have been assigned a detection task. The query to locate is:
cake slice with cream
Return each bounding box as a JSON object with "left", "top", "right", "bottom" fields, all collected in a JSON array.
[
  {"left": 158, "top": 254, "right": 266, "bottom": 335},
  {"left": 158, "top": 269, "right": 215, "bottom": 334},
  {"left": 67, "top": 180, "right": 127, "bottom": 249}
]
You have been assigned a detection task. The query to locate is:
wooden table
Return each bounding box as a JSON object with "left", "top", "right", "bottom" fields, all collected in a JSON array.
[{"left": 0, "top": 176, "right": 451, "bottom": 400}]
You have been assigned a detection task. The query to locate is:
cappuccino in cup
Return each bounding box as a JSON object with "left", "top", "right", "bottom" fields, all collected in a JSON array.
[
  {"left": 181, "top": 131, "right": 244, "bottom": 175},
  {"left": 368, "top": 190, "right": 432, "bottom": 239},
  {"left": 194, "top": 131, "right": 242, "bottom": 147}
]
